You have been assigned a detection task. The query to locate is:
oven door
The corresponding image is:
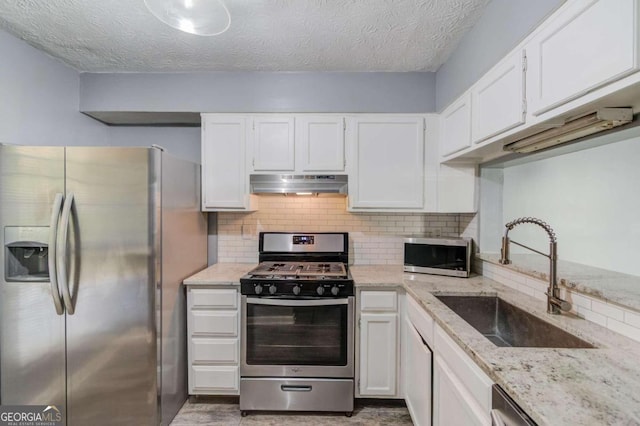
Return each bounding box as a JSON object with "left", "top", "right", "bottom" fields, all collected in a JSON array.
[{"left": 241, "top": 296, "right": 354, "bottom": 378}]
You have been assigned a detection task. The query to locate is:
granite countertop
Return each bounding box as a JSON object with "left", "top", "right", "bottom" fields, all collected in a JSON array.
[
  {"left": 478, "top": 253, "right": 640, "bottom": 312},
  {"left": 352, "top": 265, "right": 640, "bottom": 425},
  {"left": 183, "top": 263, "right": 255, "bottom": 286},
  {"left": 184, "top": 263, "right": 640, "bottom": 424}
]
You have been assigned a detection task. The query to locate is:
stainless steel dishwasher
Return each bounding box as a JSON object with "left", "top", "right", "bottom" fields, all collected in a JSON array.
[{"left": 491, "top": 385, "right": 537, "bottom": 426}]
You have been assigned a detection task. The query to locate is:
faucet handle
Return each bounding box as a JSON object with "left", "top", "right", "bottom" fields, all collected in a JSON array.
[
  {"left": 546, "top": 293, "right": 571, "bottom": 312},
  {"left": 499, "top": 237, "right": 511, "bottom": 264}
]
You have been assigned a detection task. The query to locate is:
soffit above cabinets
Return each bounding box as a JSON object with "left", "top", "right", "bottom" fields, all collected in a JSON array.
[{"left": 0, "top": 0, "right": 490, "bottom": 72}]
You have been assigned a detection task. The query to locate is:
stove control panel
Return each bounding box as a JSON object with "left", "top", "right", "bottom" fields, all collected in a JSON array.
[
  {"left": 240, "top": 280, "right": 353, "bottom": 297},
  {"left": 293, "top": 235, "right": 315, "bottom": 245}
]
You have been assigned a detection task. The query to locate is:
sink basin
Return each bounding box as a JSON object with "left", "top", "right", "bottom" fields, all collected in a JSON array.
[{"left": 435, "top": 295, "right": 595, "bottom": 348}]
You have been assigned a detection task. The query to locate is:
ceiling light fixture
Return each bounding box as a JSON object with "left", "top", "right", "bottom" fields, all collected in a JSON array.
[{"left": 144, "top": 0, "right": 231, "bottom": 36}]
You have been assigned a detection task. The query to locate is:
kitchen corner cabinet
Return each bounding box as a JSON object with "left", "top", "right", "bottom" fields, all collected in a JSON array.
[
  {"left": 441, "top": 93, "right": 472, "bottom": 157},
  {"left": 348, "top": 116, "right": 425, "bottom": 210},
  {"left": 201, "top": 114, "right": 256, "bottom": 211},
  {"left": 527, "top": 0, "right": 639, "bottom": 116},
  {"left": 438, "top": 164, "right": 477, "bottom": 213},
  {"left": 471, "top": 50, "right": 526, "bottom": 143},
  {"left": 357, "top": 290, "right": 400, "bottom": 397},
  {"left": 187, "top": 287, "right": 241, "bottom": 395}
]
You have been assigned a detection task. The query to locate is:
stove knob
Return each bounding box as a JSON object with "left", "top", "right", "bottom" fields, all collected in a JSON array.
[
  {"left": 269, "top": 285, "right": 277, "bottom": 295},
  {"left": 316, "top": 286, "right": 325, "bottom": 296},
  {"left": 331, "top": 286, "right": 339, "bottom": 296},
  {"left": 293, "top": 285, "right": 301, "bottom": 296},
  {"left": 254, "top": 285, "right": 263, "bottom": 295}
]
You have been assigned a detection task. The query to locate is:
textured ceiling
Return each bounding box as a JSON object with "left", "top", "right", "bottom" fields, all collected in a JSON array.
[{"left": 0, "top": 0, "right": 491, "bottom": 72}]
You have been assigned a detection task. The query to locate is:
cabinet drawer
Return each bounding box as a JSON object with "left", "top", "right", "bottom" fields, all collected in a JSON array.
[
  {"left": 360, "top": 291, "right": 398, "bottom": 312},
  {"left": 189, "top": 288, "right": 238, "bottom": 309},
  {"left": 407, "top": 295, "right": 434, "bottom": 348},
  {"left": 191, "top": 365, "right": 239, "bottom": 393},
  {"left": 191, "top": 311, "right": 238, "bottom": 336},
  {"left": 434, "top": 325, "right": 492, "bottom": 412},
  {"left": 191, "top": 338, "right": 239, "bottom": 364}
]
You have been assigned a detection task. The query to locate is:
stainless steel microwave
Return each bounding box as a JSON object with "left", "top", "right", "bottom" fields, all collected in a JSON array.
[{"left": 403, "top": 237, "right": 472, "bottom": 278}]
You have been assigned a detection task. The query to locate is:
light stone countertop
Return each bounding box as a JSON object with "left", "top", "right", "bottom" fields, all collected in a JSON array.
[
  {"left": 184, "top": 263, "right": 640, "bottom": 424},
  {"left": 352, "top": 265, "right": 640, "bottom": 426},
  {"left": 478, "top": 253, "right": 640, "bottom": 312},
  {"left": 182, "top": 263, "right": 255, "bottom": 286}
]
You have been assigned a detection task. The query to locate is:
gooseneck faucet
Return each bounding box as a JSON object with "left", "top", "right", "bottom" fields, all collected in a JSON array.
[{"left": 499, "top": 217, "right": 571, "bottom": 314}]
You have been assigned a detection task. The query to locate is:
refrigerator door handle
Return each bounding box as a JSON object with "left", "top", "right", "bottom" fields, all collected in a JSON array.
[
  {"left": 48, "top": 193, "right": 65, "bottom": 315},
  {"left": 57, "top": 192, "right": 75, "bottom": 315}
]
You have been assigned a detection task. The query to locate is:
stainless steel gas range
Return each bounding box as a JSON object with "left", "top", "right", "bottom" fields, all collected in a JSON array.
[{"left": 239, "top": 232, "right": 354, "bottom": 417}]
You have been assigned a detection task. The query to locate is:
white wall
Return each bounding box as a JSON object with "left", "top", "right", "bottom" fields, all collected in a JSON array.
[
  {"left": 501, "top": 129, "right": 640, "bottom": 276},
  {"left": 0, "top": 30, "right": 108, "bottom": 146},
  {"left": 108, "top": 126, "right": 201, "bottom": 163}
]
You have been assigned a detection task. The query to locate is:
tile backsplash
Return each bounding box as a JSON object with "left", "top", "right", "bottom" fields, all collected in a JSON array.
[{"left": 217, "top": 195, "right": 476, "bottom": 264}]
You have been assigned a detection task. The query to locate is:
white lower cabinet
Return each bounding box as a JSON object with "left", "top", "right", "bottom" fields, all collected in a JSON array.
[
  {"left": 187, "top": 286, "right": 240, "bottom": 395},
  {"left": 432, "top": 324, "right": 493, "bottom": 426},
  {"left": 357, "top": 290, "right": 400, "bottom": 397},
  {"left": 403, "top": 295, "right": 493, "bottom": 426},
  {"left": 433, "top": 356, "right": 486, "bottom": 426},
  {"left": 404, "top": 317, "right": 432, "bottom": 426}
]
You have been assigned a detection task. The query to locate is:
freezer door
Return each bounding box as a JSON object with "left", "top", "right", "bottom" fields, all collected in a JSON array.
[
  {"left": 0, "top": 146, "right": 66, "bottom": 416},
  {"left": 63, "top": 147, "right": 159, "bottom": 425}
]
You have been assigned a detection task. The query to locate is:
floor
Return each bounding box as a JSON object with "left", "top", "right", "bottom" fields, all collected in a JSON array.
[{"left": 170, "top": 397, "right": 414, "bottom": 425}]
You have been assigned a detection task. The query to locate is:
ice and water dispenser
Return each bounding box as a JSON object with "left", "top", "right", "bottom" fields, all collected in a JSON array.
[{"left": 4, "top": 227, "right": 50, "bottom": 282}]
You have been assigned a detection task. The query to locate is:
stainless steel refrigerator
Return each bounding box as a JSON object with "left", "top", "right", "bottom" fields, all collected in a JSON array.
[{"left": 0, "top": 145, "right": 207, "bottom": 425}]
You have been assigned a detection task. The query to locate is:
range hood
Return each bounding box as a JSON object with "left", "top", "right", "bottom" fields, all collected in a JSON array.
[
  {"left": 250, "top": 174, "right": 348, "bottom": 195},
  {"left": 503, "top": 108, "right": 633, "bottom": 154}
]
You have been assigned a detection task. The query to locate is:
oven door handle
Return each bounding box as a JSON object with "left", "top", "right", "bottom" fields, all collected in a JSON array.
[{"left": 245, "top": 297, "right": 349, "bottom": 306}]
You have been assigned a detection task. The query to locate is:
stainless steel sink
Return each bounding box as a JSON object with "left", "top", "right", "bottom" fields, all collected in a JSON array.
[{"left": 435, "top": 295, "right": 595, "bottom": 348}]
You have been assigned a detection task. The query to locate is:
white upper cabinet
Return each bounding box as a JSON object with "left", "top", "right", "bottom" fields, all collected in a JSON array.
[
  {"left": 348, "top": 116, "right": 425, "bottom": 210},
  {"left": 527, "top": 0, "right": 639, "bottom": 116},
  {"left": 438, "top": 164, "right": 477, "bottom": 213},
  {"left": 201, "top": 114, "right": 254, "bottom": 211},
  {"left": 296, "top": 116, "right": 346, "bottom": 172},
  {"left": 252, "top": 116, "right": 295, "bottom": 171},
  {"left": 471, "top": 50, "right": 526, "bottom": 143},
  {"left": 440, "top": 93, "right": 472, "bottom": 157}
]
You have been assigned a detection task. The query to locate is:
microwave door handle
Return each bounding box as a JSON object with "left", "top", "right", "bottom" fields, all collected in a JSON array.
[
  {"left": 246, "top": 298, "right": 349, "bottom": 307},
  {"left": 48, "top": 193, "right": 64, "bottom": 315},
  {"left": 57, "top": 192, "right": 75, "bottom": 315}
]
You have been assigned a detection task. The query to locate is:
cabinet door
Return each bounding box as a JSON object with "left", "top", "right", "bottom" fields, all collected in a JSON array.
[
  {"left": 441, "top": 93, "right": 472, "bottom": 157},
  {"left": 433, "top": 356, "right": 487, "bottom": 426},
  {"left": 252, "top": 116, "right": 295, "bottom": 171},
  {"left": 404, "top": 318, "right": 432, "bottom": 426},
  {"left": 527, "top": 0, "right": 639, "bottom": 116},
  {"left": 350, "top": 117, "right": 424, "bottom": 209},
  {"left": 297, "top": 115, "right": 345, "bottom": 172},
  {"left": 359, "top": 312, "right": 398, "bottom": 396},
  {"left": 471, "top": 51, "right": 526, "bottom": 143},
  {"left": 438, "top": 164, "right": 477, "bottom": 213},
  {"left": 201, "top": 115, "right": 249, "bottom": 210}
]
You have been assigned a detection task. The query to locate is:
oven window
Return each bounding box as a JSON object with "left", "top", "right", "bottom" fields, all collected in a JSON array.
[
  {"left": 246, "top": 302, "right": 348, "bottom": 366},
  {"left": 404, "top": 243, "right": 467, "bottom": 271}
]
